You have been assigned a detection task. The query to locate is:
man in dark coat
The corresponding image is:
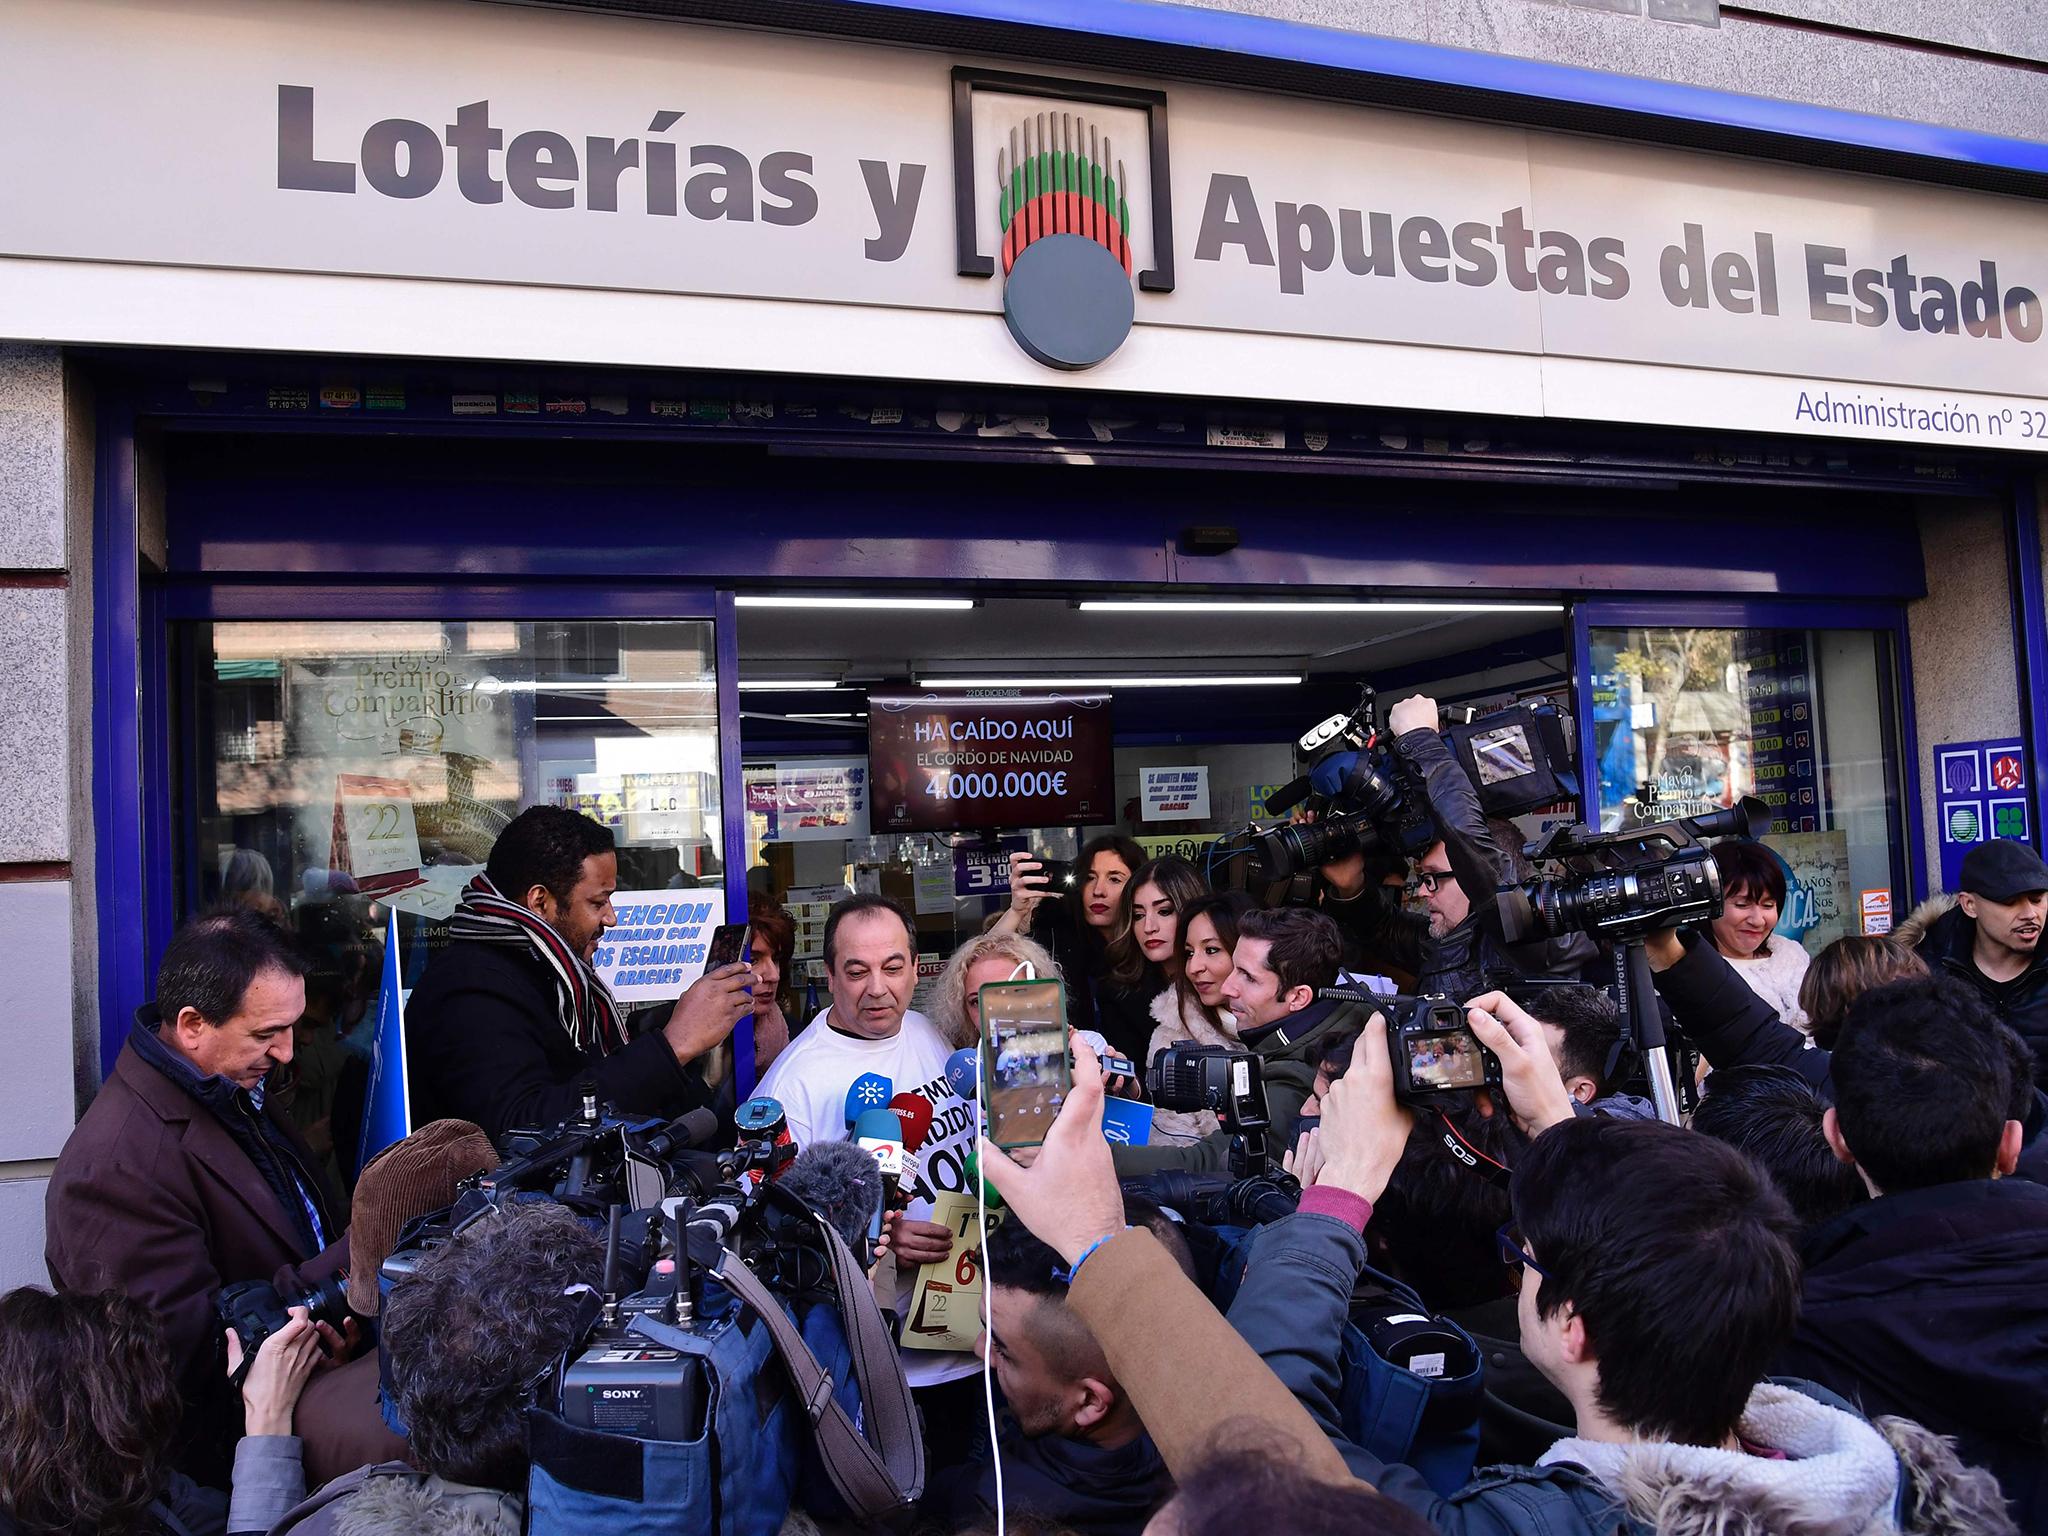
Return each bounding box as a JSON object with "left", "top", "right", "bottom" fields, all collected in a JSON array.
[
  {"left": 405, "top": 805, "right": 756, "bottom": 1149},
  {"left": 45, "top": 907, "right": 399, "bottom": 1487},
  {"left": 1316, "top": 695, "right": 1595, "bottom": 1001},
  {"left": 1780, "top": 974, "right": 2048, "bottom": 1528},
  {"left": 1913, "top": 838, "right": 2048, "bottom": 1086}
]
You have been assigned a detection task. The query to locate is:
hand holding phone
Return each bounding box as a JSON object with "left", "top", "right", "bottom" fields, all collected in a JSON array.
[{"left": 980, "top": 978, "right": 1071, "bottom": 1150}]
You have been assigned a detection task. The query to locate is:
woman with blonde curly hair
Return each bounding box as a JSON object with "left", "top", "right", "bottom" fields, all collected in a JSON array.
[{"left": 931, "top": 929, "right": 1064, "bottom": 1049}]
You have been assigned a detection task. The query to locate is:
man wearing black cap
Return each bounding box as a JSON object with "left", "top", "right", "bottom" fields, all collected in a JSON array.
[{"left": 1915, "top": 839, "right": 2048, "bottom": 1086}]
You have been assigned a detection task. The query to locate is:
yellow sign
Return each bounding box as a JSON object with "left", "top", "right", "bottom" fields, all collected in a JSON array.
[{"left": 900, "top": 1191, "right": 1001, "bottom": 1353}]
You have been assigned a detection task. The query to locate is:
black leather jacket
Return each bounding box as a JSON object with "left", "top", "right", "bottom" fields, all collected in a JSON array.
[{"left": 1322, "top": 728, "right": 1595, "bottom": 1002}]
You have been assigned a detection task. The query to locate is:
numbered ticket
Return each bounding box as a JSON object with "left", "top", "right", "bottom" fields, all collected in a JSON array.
[
  {"left": 331, "top": 773, "right": 427, "bottom": 898},
  {"left": 900, "top": 1191, "right": 1000, "bottom": 1353}
]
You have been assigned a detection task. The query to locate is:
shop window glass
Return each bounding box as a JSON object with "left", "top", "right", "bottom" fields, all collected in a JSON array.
[
  {"left": 176, "top": 618, "right": 720, "bottom": 1187},
  {"left": 1590, "top": 625, "right": 1902, "bottom": 948}
]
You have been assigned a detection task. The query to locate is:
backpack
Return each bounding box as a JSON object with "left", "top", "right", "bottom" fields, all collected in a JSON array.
[{"left": 523, "top": 1198, "right": 924, "bottom": 1536}]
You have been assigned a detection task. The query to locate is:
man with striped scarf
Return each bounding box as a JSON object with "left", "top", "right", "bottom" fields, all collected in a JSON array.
[{"left": 405, "top": 806, "right": 756, "bottom": 1149}]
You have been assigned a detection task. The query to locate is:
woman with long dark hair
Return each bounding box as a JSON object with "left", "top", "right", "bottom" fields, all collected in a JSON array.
[
  {"left": 0, "top": 1288, "right": 319, "bottom": 1536},
  {"left": 994, "top": 832, "right": 1145, "bottom": 1039},
  {"left": 1146, "top": 889, "right": 1257, "bottom": 1145},
  {"left": 1095, "top": 856, "right": 1209, "bottom": 1062}
]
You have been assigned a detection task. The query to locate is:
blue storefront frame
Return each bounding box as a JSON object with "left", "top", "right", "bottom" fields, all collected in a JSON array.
[{"left": 88, "top": 374, "right": 2009, "bottom": 1073}]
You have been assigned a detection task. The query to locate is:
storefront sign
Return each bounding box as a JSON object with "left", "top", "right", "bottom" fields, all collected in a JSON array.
[
  {"left": 1135, "top": 833, "right": 1217, "bottom": 864},
  {"left": 1935, "top": 737, "right": 2030, "bottom": 891},
  {"left": 869, "top": 692, "right": 1114, "bottom": 831},
  {"left": 1859, "top": 888, "right": 1895, "bottom": 935},
  {"left": 590, "top": 889, "right": 726, "bottom": 1005},
  {"left": 3, "top": 1, "right": 2044, "bottom": 450},
  {"left": 1141, "top": 766, "right": 1211, "bottom": 822}
]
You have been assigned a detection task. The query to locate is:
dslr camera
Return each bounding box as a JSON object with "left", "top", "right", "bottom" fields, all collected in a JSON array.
[
  {"left": 1383, "top": 994, "right": 1504, "bottom": 1102},
  {"left": 1496, "top": 796, "right": 1769, "bottom": 943},
  {"left": 217, "top": 1272, "right": 351, "bottom": 1385},
  {"left": 1316, "top": 986, "right": 1505, "bottom": 1104}
]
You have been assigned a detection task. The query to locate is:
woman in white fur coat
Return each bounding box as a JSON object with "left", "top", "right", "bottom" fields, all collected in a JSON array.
[{"left": 1145, "top": 890, "right": 1260, "bottom": 1146}]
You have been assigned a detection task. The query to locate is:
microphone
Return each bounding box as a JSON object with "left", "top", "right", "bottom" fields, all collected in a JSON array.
[
  {"left": 944, "top": 1048, "right": 980, "bottom": 1102},
  {"left": 780, "top": 1140, "right": 887, "bottom": 1256},
  {"left": 1262, "top": 774, "right": 1314, "bottom": 817},
  {"left": 641, "top": 1107, "right": 721, "bottom": 1162},
  {"left": 844, "top": 1072, "right": 893, "bottom": 1129},
  {"left": 888, "top": 1091, "right": 935, "bottom": 1154},
  {"left": 852, "top": 1105, "right": 906, "bottom": 1244}
]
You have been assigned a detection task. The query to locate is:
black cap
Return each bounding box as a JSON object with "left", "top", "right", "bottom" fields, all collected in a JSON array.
[{"left": 1959, "top": 839, "right": 2048, "bottom": 902}]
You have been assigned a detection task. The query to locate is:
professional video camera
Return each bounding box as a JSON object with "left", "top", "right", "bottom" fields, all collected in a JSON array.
[
  {"left": 1493, "top": 796, "right": 1769, "bottom": 1123},
  {"left": 1495, "top": 796, "right": 1767, "bottom": 944},
  {"left": 1225, "top": 692, "right": 1578, "bottom": 888},
  {"left": 1147, "top": 1042, "right": 1272, "bottom": 1176},
  {"left": 1230, "top": 692, "right": 1435, "bottom": 887},
  {"left": 371, "top": 1091, "right": 921, "bottom": 1530}
]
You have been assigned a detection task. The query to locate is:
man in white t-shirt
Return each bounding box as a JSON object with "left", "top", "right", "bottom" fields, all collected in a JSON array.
[{"left": 756, "top": 894, "right": 980, "bottom": 1390}]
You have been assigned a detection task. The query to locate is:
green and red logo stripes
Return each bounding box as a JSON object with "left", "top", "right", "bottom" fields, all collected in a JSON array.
[
  {"left": 997, "top": 111, "right": 1134, "bottom": 279},
  {"left": 995, "top": 109, "right": 1138, "bottom": 370}
]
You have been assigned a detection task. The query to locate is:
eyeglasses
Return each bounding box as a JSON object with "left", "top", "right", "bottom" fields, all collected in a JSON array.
[
  {"left": 1495, "top": 1223, "right": 1550, "bottom": 1279},
  {"left": 1412, "top": 869, "right": 1453, "bottom": 895}
]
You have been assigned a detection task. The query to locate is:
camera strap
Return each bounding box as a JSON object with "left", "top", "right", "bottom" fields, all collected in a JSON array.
[
  {"left": 691, "top": 1206, "right": 926, "bottom": 1519},
  {"left": 1432, "top": 1110, "right": 1512, "bottom": 1191}
]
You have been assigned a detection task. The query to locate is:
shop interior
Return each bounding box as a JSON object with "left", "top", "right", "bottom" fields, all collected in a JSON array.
[{"left": 734, "top": 593, "right": 1572, "bottom": 1015}]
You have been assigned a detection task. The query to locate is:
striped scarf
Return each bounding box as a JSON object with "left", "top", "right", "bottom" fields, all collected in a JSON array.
[{"left": 448, "top": 872, "right": 627, "bottom": 1055}]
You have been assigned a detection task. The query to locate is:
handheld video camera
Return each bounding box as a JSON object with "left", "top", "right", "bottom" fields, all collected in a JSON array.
[
  {"left": 1495, "top": 796, "right": 1769, "bottom": 944},
  {"left": 1235, "top": 693, "right": 1436, "bottom": 886}
]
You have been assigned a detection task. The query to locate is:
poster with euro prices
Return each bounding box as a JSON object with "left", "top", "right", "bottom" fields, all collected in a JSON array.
[
  {"left": 589, "top": 889, "right": 727, "bottom": 1005},
  {"left": 330, "top": 774, "right": 426, "bottom": 899},
  {"left": 867, "top": 691, "right": 1114, "bottom": 833},
  {"left": 902, "top": 1192, "right": 1000, "bottom": 1353}
]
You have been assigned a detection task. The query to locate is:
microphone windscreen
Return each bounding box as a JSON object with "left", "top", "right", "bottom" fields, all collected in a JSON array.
[
  {"left": 945, "top": 1048, "right": 980, "bottom": 1102},
  {"left": 844, "top": 1072, "right": 894, "bottom": 1127},
  {"left": 888, "top": 1091, "right": 936, "bottom": 1152},
  {"left": 673, "top": 1108, "right": 720, "bottom": 1148},
  {"left": 781, "top": 1140, "right": 886, "bottom": 1256}
]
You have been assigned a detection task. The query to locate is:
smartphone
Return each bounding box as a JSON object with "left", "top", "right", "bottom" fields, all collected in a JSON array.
[
  {"left": 705, "top": 922, "right": 750, "bottom": 971},
  {"left": 978, "top": 978, "right": 1070, "bottom": 1150},
  {"left": 1033, "top": 857, "right": 1079, "bottom": 894}
]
